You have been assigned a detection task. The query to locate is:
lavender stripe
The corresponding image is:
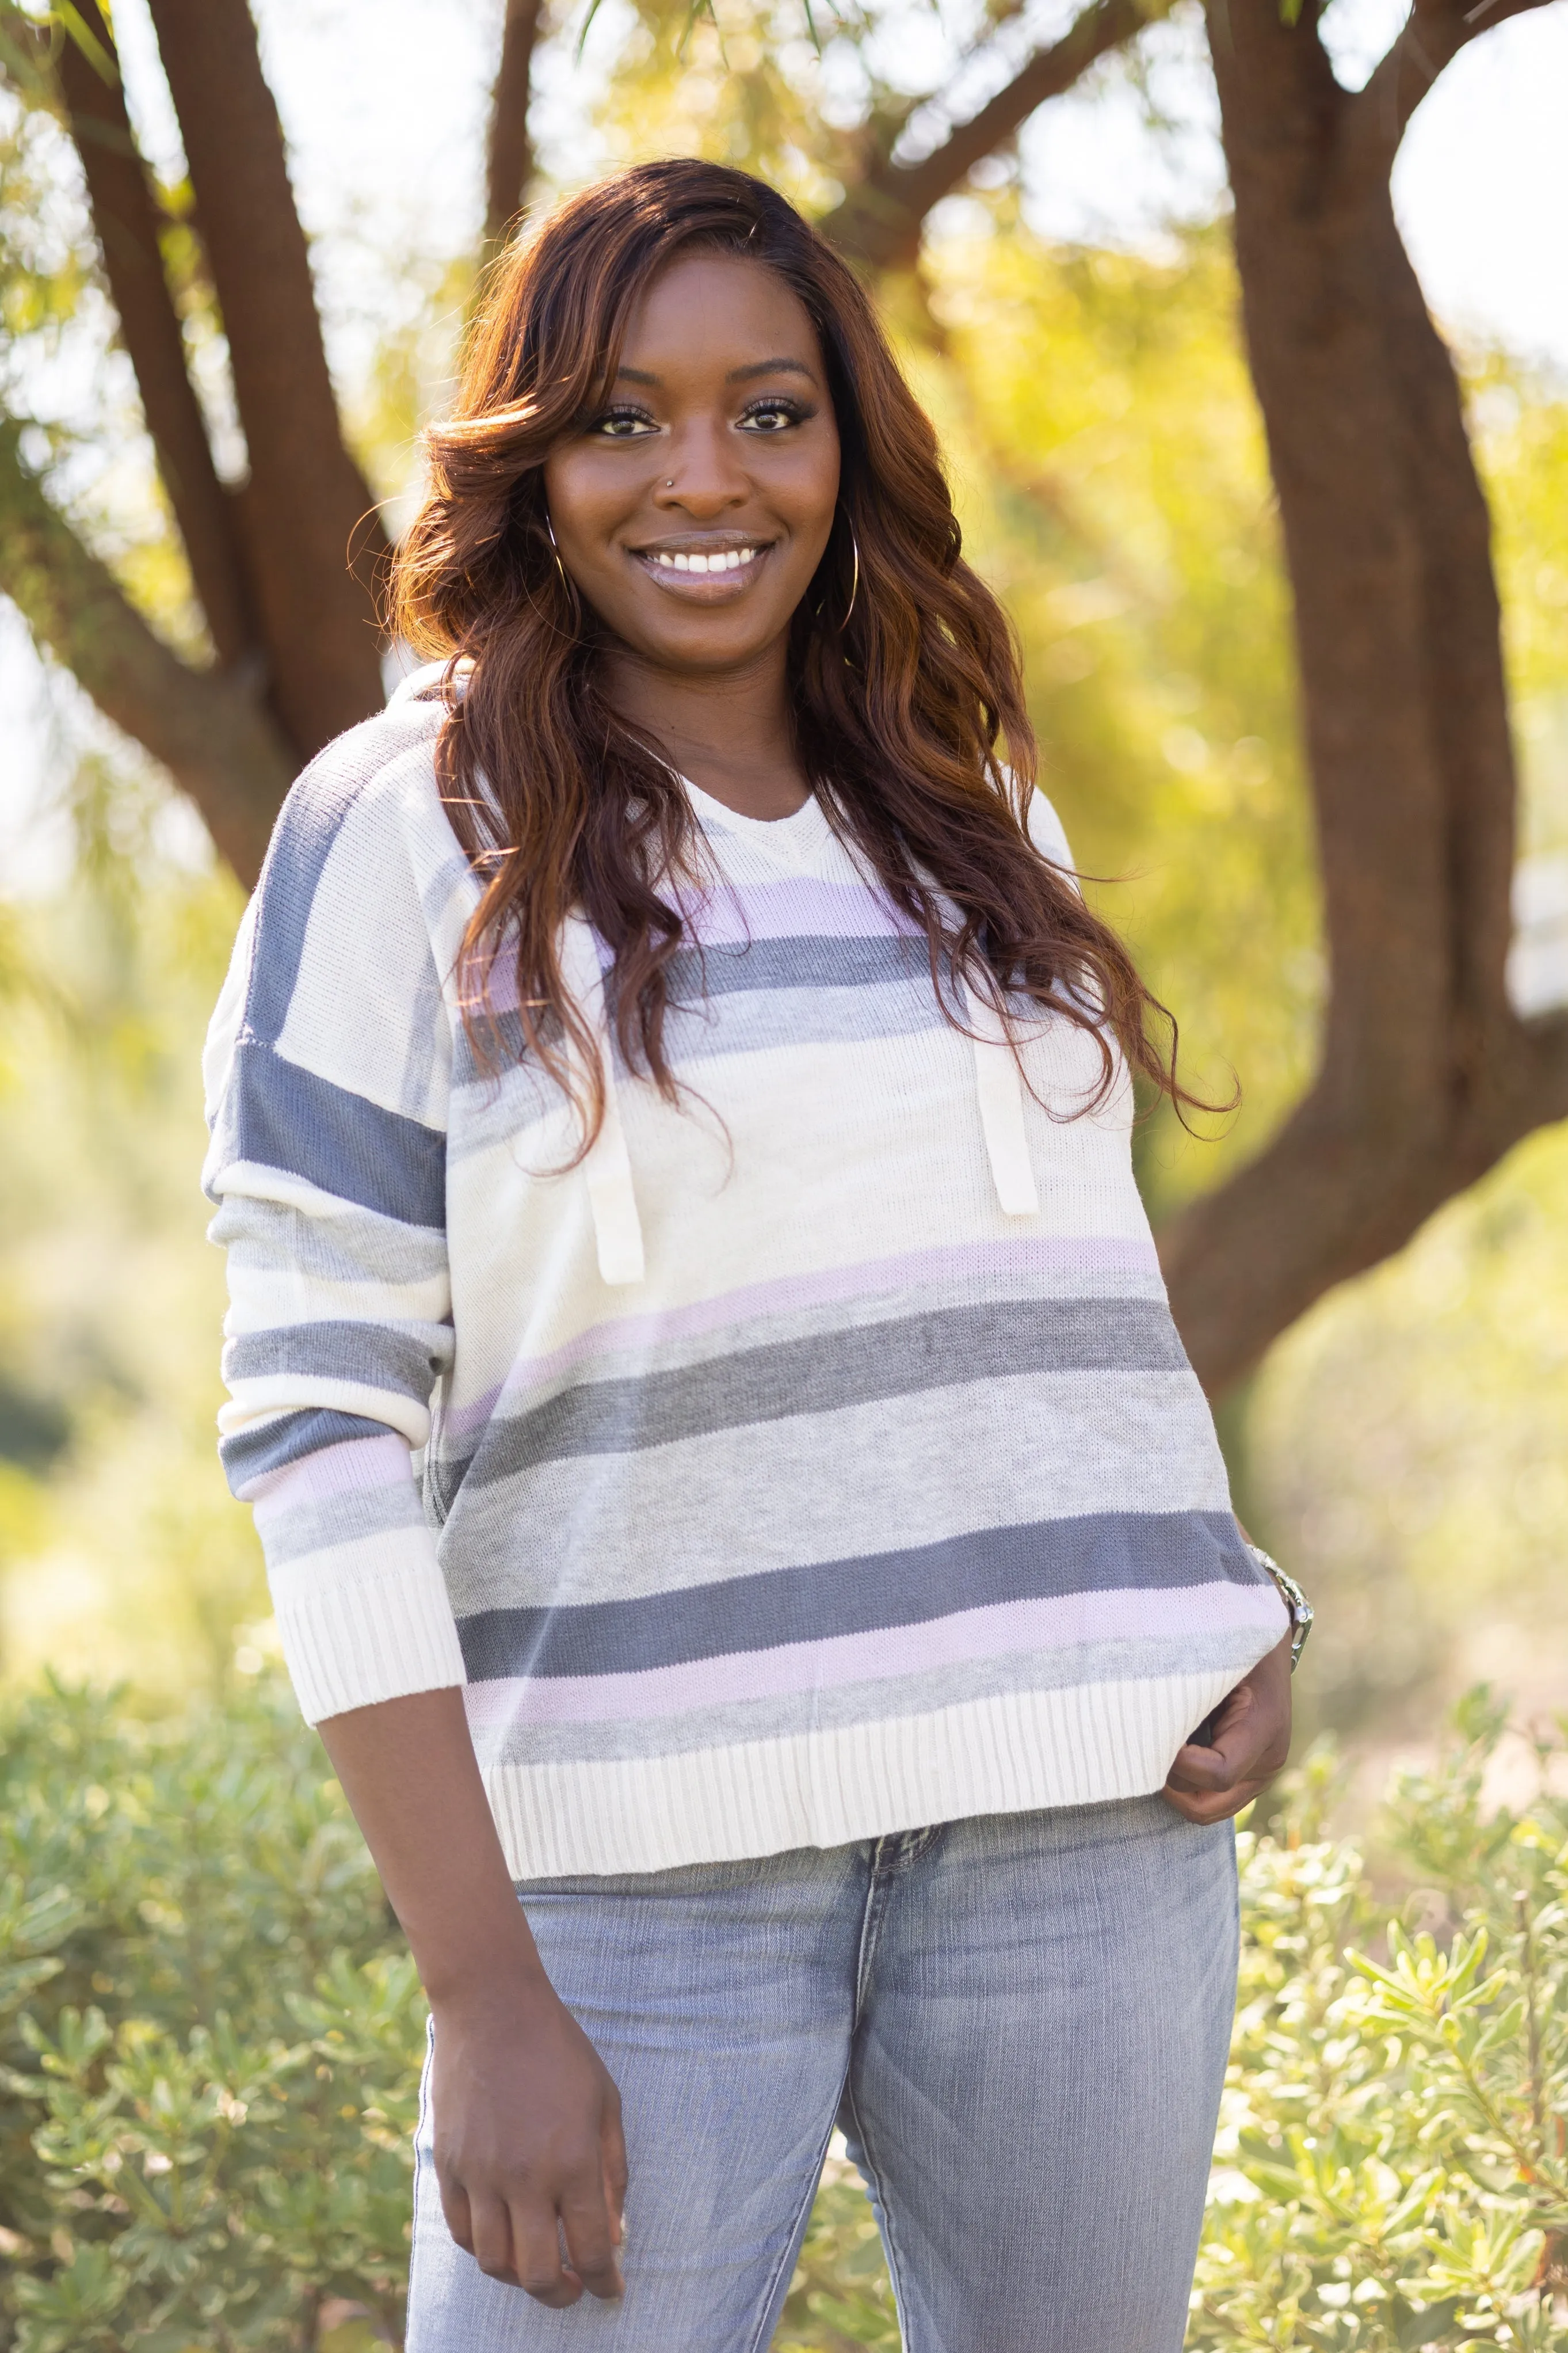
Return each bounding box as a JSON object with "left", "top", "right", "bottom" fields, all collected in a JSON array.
[
  {"left": 676, "top": 876, "right": 924, "bottom": 947},
  {"left": 463, "top": 1581, "right": 1284, "bottom": 1726},
  {"left": 250, "top": 1430, "right": 414, "bottom": 1516}
]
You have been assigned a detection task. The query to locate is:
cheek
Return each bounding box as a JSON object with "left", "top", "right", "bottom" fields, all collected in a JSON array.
[
  {"left": 543, "top": 459, "right": 622, "bottom": 553},
  {"left": 771, "top": 444, "right": 840, "bottom": 540}
]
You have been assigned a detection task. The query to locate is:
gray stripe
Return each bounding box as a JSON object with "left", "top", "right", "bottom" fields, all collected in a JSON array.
[
  {"left": 458, "top": 1257, "right": 1172, "bottom": 1429},
  {"left": 220, "top": 1407, "right": 394, "bottom": 1491},
  {"left": 663, "top": 933, "right": 938, "bottom": 1000},
  {"left": 211, "top": 1191, "right": 449, "bottom": 1289},
  {"left": 459, "top": 1298, "right": 1189, "bottom": 1489},
  {"left": 468, "top": 1625, "right": 1272, "bottom": 1765},
  {"left": 211, "top": 1040, "right": 447, "bottom": 1229},
  {"left": 434, "top": 1367, "right": 1227, "bottom": 1615},
  {"left": 226, "top": 1318, "right": 451, "bottom": 1399},
  {"left": 261, "top": 1479, "right": 430, "bottom": 1565},
  {"left": 246, "top": 708, "right": 435, "bottom": 1044},
  {"left": 457, "top": 1509, "right": 1261, "bottom": 1681}
]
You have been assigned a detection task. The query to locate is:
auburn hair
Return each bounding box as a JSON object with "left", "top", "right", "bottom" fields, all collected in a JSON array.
[{"left": 392, "top": 156, "right": 1192, "bottom": 1140}]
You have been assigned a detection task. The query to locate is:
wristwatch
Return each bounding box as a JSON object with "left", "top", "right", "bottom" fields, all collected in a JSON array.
[{"left": 1246, "top": 1544, "right": 1314, "bottom": 1672}]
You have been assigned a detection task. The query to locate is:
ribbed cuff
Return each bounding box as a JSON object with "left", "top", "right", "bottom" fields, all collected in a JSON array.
[{"left": 270, "top": 1529, "right": 467, "bottom": 1723}]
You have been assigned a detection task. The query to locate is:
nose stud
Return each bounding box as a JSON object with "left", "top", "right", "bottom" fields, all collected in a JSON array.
[{"left": 665, "top": 478, "right": 674, "bottom": 488}]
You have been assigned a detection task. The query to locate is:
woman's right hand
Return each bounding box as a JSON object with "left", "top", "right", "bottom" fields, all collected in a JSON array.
[
  {"left": 314, "top": 1690, "right": 629, "bottom": 2308},
  {"left": 431, "top": 1973, "right": 627, "bottom": 2306}
]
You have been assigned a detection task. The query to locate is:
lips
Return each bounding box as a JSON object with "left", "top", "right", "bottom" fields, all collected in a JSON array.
[{"left": 627, "top": 535, "right": 773, "bottom": 594}]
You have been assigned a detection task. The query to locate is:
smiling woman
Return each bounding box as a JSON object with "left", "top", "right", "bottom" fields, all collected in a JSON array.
[
  {"left": 539, "top": 249, "right": 842, "bottom": 818},
  {"left": 202, "top": 159, "right": 1296, "bottom": 2353}
]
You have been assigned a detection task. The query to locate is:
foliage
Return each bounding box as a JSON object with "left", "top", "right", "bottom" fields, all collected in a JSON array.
[
  {"left": 1, "top": 1682, "right": 1566, "bottom": 2352},
  {"left": 1191, "top": 1696, "right": 1568, "bottom": 2350},
  {"left": 0, "top": 1676, "right": 421, "bottom": 2352}
]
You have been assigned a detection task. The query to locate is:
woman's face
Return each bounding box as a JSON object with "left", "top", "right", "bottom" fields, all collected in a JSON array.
[{"left": 541, "top": 252, "right": 842, "bottom": 676}]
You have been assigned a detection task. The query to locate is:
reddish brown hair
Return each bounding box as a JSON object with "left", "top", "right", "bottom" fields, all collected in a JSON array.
[{"left": 394, "top": 157, "right": 1190, "bottom": 1136}]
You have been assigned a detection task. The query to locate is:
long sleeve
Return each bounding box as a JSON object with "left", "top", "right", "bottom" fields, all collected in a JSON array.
[{"left": 203, "top": 721, "right": 466, "bottom": 1723}]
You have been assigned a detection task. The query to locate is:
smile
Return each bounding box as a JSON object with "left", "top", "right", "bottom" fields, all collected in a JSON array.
[{"left": 628, "top": 538, "right": 772, "bottom": 595}]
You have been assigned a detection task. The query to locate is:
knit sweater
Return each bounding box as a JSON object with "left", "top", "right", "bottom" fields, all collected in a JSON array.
[{"left": 204, "top": 671, "right": 1284, "bottom": 1877}]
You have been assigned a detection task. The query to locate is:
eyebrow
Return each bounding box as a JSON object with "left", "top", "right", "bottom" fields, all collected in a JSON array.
[{"left": 612, "top": 356, "right": 819, "bottom": 387}]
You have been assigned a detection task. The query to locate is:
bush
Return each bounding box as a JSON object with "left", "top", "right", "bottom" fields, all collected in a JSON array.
[{"left": 1, "top": 1679, "right": 1563, "bottom": 2351}]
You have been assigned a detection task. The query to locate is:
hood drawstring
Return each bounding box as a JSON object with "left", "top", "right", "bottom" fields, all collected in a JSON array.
[
  {"left": 560, "top": 917, "right": 646, "bottom": 1287},
  {"left": 559, "top": 926, "right": 1037, "bottom": 1280},
  {"left": 969, "top": 985, "right": 1041, "bottom": 1219}
]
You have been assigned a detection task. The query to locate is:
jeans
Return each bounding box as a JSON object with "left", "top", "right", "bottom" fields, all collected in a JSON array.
[{"left": 406, "top": 1797, "right": 1238, "bottom": 2352}]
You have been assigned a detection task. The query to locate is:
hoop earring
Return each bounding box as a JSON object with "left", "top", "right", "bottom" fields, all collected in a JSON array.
[
  {"left": 842, "top": 520, "right": 860, "bottom": 629},
  {"left": 545, "top": 511, "right": 578, "bottom": 607}
]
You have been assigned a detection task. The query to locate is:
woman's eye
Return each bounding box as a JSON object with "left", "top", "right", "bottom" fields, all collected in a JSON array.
[
  {"left": 740, "top": 399, "right": 808, "bottom": 434},
  {"left": 589, "top": 410, "right": 658, "bottom": 439}
]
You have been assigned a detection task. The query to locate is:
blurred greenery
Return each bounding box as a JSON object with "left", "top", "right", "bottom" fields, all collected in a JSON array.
[{"left": 3, "top": 1680, "right": 1566, "bottom": 2351}]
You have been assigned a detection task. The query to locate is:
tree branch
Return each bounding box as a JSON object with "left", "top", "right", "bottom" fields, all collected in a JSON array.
[
  {"left": 1346, "top": 0, "right": 1559, "bottom": 179},
  {"left": 484, "top": 0, "right": 545, "bottom": 257},
  {"left": 144, "top": 0, "right": 387, "bottom": 761},
  {"left": 0, "top": 417, "right": 293, "bottom": 884},
  {"left": 53, "top": 0, "right": 254, "bottom": 667},
  {"left": 822, "top": 0, "right": 1165, "bottom": 268}
]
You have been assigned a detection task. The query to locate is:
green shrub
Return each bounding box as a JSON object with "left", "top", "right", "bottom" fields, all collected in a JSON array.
[
  {"left": 0, "top": 1678, "right": 419, "bottom": 2352},
  {"left": 1, "top": 1680, "right": 1563, "bottom": 2351}
]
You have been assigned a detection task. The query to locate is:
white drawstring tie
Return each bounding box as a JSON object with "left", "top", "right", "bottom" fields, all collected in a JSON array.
[
  {"left": 557, "top": 922, "right": 1035, "bottom": 1271},
  {"left": 559, "top": 917, "right": 646, "bottom": 1286},
  {"left": 969, "top": 985, "right": 1041, "bottom": 1219}
]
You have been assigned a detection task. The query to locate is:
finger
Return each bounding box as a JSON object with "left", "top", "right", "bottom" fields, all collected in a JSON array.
[
  {"left": 1163, "top": 1775, "right": 1271, "bottom": 1826},
  {"left": 561, "top": 2172, "right": 625, "bottom": 2301},
  {"left": 510, "top": 2200, "right": 582, "bottom": 2309},
  {"left": 1165, "top": 1740, "right": 1240, "bottom": 1794},
  {"left": 602, "top": 2099, "right": 629, "bottom": 2247},
  {"left": 437, "top": 2173, "right": 476, "bottom": 2257},
  {"left": 467, "top": 2190, "right": 520, "bottom": 2285}
]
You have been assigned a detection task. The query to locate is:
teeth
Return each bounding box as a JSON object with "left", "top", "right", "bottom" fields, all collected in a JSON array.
[{"left": 650, "top": 547, "right": 758, "bottom": 573}]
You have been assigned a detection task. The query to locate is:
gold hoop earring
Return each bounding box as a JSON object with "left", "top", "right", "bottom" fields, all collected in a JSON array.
[
  {"left": 843, "top": 521, "right": 860, "bottom": 629},
  {"left": 545, "top": 511, "right": 577, "bottom": 606}
]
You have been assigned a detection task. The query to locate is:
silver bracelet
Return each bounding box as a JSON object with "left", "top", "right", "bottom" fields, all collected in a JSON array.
[{"left": 1246, "top": 1544, "right": 1313, "bottom": 1672}]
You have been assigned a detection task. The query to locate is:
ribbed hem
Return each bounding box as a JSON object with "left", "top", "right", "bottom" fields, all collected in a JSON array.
[
  {"left": 273, "top": 1535, "right": 467, "bottom": 1723},
  {"left": 480, "top": 1667, "right": 1239, "bottom": 1879}
]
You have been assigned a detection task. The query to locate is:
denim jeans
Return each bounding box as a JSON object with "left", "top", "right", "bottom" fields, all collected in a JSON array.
[{"left": 406, "top": 1798, "right": 1238, "bottom": 2352}]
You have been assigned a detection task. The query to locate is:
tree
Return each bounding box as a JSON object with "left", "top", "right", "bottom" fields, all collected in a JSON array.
[{"left": 0, "top": 0, "right": 1563, "bottom": 1391}]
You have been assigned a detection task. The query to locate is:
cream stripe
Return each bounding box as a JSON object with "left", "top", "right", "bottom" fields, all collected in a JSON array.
[
  {"left": 270, "top": 1529, "right": 467, "bottom": 1724},
  {"left": 479, "top": 1667, "right": 1239, "bottom": 1878},
  {"left": 218, "top": 1374, "right": 431, "bottom": 1448}
]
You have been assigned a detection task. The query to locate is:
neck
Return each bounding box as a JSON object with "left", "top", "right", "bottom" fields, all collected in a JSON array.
[{"left": 598, "top": 638, "right": 810, "bottom": 821}]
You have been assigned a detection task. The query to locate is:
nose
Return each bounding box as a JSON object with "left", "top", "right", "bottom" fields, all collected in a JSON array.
[{"left": 654, "top": 418, "right": 749, "bottom": 517}]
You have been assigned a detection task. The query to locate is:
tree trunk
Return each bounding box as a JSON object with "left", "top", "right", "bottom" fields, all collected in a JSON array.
[
  {"left": 484, "top": 0, "right": 547, "bottom": 255},
  {"left": 1159, "top": 0, "right": 1568, "bottom": 1391},
  {"left": 55, "top": 2, "right": 256, "bottom": 669},
  {"left": 144, "top": 0, "right": 388, "bottom": 760}
]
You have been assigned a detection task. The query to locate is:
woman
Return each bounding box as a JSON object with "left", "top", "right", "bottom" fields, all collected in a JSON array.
[{"left": 204, "top": 158, "right": 1304, "bottom": 2353}]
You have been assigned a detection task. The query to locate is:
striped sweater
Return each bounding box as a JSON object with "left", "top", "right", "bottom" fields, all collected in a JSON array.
[{"left": 204, "top": 671, "right": 1284, "bottom": 1877}]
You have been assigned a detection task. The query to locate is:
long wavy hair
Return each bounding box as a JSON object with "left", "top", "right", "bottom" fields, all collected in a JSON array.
[{"left": 393, "top": 157, "right": 1192, "bottom": 1140}]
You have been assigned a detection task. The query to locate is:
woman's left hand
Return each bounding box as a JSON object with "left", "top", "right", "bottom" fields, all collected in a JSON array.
[{"left": 1160, "top": 1631, "right": 1293, "bottom": 1825}]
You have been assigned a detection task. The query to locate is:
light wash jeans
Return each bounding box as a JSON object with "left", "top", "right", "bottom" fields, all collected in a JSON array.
[{"left": 406, "top": 1798, "right": 1237, "bottom": 2353}]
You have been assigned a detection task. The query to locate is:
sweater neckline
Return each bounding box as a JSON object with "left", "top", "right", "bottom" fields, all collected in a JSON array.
[{"left": 682, "top": 776, "right": 836, "bottom": 870}]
